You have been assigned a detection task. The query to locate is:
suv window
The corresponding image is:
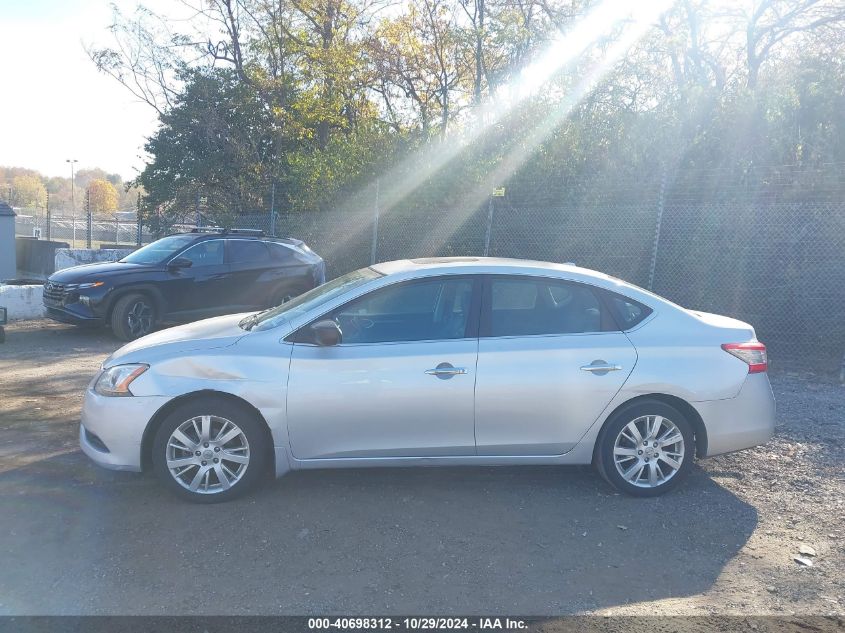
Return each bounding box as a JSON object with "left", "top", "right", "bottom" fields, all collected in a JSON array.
[
  {"left": 486, "top": 277, "right": 602, "bottom": 336},
  {"left": 314, "top": 277, "right": 474, "bottom": 344},
  {"left": 179, "top": 240, "right": 225, "bottom": 266},
  {"left": 229, "top": 240, "right": 270, "bottom": 264},
  {"left": 268, "top": 242, "right": 296, "bottom": 262}
]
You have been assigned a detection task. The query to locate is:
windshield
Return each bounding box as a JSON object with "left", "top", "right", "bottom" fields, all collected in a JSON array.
[
  {"left": 242, "top": 267, "right": 383, "bottom": 332},
  {"left": 120, "top": 235, "right": 198, "bottom": 265}
]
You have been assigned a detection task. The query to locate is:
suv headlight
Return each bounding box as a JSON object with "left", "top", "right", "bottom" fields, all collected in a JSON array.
[{"left": 94, "top": 364, "right": 148, "bottom": 397}]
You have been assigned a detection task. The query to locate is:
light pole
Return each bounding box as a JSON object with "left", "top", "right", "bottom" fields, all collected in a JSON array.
[{"left": 66, "top": 159, "right": 78, "bottom": 247}]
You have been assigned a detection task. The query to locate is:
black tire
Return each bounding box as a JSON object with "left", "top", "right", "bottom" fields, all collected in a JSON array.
[
  {"left": 595, "top": 400, "right": 695, "bottom": 497},
  {"left": 267, "top": 284, "right": 305, "bottom": 309},
  {"left": 151, "top": 396, "right": 270, "bottom": 503},
  {"left": 110, "top": 293, "right": 156, "bottom": 341}
]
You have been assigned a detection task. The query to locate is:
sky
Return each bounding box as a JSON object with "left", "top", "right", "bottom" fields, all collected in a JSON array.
[{"left": 0, "top": 0, "right": 182, "bottom": 181}]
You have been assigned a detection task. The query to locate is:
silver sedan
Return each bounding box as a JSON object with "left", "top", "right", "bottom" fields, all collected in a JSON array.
[{"left": 80, "top": 258, "right": 775, "bottom": 502}]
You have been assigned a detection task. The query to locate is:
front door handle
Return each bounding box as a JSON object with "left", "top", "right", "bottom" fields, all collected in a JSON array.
[
  {"left": 580, "top": 360, "right": 622, "bottom": 375},
  {"left": 425, "top": 362, "right": 467, "bottom": 379}
]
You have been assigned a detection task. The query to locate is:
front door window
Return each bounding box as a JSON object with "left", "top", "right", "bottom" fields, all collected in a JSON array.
[{"left": 314, "top": 277, "right": 475, "bottom": 344}]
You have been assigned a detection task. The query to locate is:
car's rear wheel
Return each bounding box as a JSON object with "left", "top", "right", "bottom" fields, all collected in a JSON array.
[
  {"left": 110, "top": 293, "right": 156, "bottom": 341},
  {"left": 151, "top": 397, "right": 269, "bottom": 503},
  {"left": 595, "top": 401, "right": 694, "bottom": 497}
]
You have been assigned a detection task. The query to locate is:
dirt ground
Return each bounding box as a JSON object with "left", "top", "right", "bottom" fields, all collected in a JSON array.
[{"left": 0, "top": 319, "right": 842, "bottom": 616}]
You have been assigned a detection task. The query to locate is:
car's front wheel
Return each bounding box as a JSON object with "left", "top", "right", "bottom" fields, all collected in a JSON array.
[
  {"left": 151, "top": 397, "right": 269, "bottom": 503},
  {"left": 110, "top": 293, "right": 156, "bottom": 341},
  {"left": 595, "top": 400, "right": 694, "bottom": 497}
]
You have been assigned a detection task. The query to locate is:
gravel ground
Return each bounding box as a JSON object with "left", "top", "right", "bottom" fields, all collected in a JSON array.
[{"left": 0, "top": 320, "right": 842, "bottom": 616}]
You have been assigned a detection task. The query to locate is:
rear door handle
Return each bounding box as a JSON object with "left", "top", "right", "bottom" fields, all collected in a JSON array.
[
  {"left": 425, "top": 363, "right": 467, "bottom": 379},
  {"left": 580, "top": 361, "right": 622, "bottom": 374}
]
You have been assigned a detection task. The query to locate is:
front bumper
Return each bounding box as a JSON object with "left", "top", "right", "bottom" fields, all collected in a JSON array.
[
  {"left": 44, "top": 305, "right": 104, "bottom": 326},
  {"left": 80, "top": 388, "right": 171, "bottom": 472},
  {"left": 694, "top": 372, "right": 776, "bottom": 457},
  {"left": 43, "top": 285, "right": 110, "bottom": 326}
]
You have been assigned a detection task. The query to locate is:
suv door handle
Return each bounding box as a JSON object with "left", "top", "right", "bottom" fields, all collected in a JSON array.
[
  {"left": 580, "top": 361, "right": 622, "bottom": 374},
  {"left": 425, "top": 363, "right": 467, "bottom": 379}
]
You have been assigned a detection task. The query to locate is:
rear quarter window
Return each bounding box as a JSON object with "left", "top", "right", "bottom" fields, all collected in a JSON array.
[
  {"left": 604, "top": 291, "right": 653, "bottom": 330},
  {"left": 268, "top": 242, "right": 298, "bottom": 263}
]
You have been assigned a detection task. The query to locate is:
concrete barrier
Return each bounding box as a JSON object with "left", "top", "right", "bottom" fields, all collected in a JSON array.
[
  {"left": 0, "top": 248, "right": 134, "bottom": 323},
  {"left": 0, "top": 284, "right": 44, "bottom": 321},
  {"left": 55, "top": 248, "right": 134, "bottom": 272},
  {"left": 15, "top": 237, "right": 70, "bottom": 279}
]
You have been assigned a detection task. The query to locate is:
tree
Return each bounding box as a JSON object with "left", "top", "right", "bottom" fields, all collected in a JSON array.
[
  {"left": 12, "top": 174, "right": 47, "bottom": 208},
  {"left": 87, "top": 179, "right": 119, "bottom": 216},
  {"left": 89, "top": 0, "right": 845, "bottom": 232},
  {"left": 742, "top": 0, "right": 845, "bottom": 90},
  {"left": 76, "top": 167, "right": 115, "bottom": 191}
]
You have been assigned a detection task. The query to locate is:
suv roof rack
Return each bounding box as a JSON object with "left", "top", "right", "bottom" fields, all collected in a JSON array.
[
  {"left": 188, "top": 227, "right": 265, "bottom": 237},
  {"left": 228, "top": 228, "right": 265, "bottom": 236}
]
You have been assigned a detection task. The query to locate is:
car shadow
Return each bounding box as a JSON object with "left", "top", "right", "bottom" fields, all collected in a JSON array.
[{"left": 0, "top": 452, "right": 756, "bottom": 615}]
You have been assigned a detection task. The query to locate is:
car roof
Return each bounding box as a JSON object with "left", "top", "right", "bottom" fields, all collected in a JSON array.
[
  {"left": 374, "top": 257, "right": 595, "bottom": 278},
  {"left": 370, "top": 257, "right": 673, "bottom": 308}
]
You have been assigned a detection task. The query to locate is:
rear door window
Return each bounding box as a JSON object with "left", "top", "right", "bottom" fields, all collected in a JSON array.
[
  {"left": 229, "top": 240, "right": 271, "bottom": 265},
  {"left": 484, "top": 277, "right": 603, "bottom": 337}
]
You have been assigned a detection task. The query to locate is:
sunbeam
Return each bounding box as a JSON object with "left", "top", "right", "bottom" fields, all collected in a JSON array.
[
  {"left": 323, "top": 0, "right": 670, "bottom": 260},
  {"left": 390, "top": 0, "right": 678, "bottom": 260}
]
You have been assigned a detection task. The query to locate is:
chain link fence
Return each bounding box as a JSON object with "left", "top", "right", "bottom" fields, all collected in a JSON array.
[
  {"left": 9, "top": 163, "right": 845, "bottom": 372},
  {"left": 14, "top": 212, "right": 151, "bottom": 248},
  {"left": 268, "top": 164, "right": 845, "bottom": 373}
]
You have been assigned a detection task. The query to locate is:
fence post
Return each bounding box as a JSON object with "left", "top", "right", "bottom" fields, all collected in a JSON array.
[
  {"left": 647, "top": 168, "right": 668, "bottom": 291},
  {"left": 483, "top": 194, "right": 495, "bottom": 256},
  {"left": 269, "top": 182, "right": 276, "bottom": 236},
  {"left": 136, "top": 192, "right": 142, "bottom": 246},
  {"left": 86, "top": 189, "right": 92, "bottom": 249},
  {"left": 370, "top": 179, "right": 380, "bottom": 265},
  {"left": 195, "top": 190, "right": 201, "bottom": 228},
  {"left": 45, "top": 192, "right": 51, "bottom": 241}
]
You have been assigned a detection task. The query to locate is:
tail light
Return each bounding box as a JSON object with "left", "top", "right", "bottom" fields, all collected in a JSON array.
[{"left": 722, "top": 342, "right": 767, "bottom": 373}]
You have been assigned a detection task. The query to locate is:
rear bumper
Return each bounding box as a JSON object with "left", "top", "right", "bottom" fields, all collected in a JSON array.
[
  {"left": 80, "top": 387, "right": 171, "bottom": 472},
  {"left": 694, "top": 372, "right": 776, "bottom": 457}
]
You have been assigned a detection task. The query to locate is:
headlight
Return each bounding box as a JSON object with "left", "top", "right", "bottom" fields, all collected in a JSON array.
[
  {"left": 94, "top": 364, "right": 148, "bottom": 397},
  {"left": 77, "top": 282, "right": 104, "bottom": 290}
]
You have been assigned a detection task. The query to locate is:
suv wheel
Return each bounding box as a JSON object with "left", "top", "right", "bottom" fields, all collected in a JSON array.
[
  {"left": 595, "top": 400, "right": 694, "bottom": 497},
  {"left": 111, "top": 293, "right": 156, "bottom": 341},
  {"left": 269, "top": 285, "right": 303, "bottom": 308},
  {"left": 151, "top": 397, "right": 269, "bottom": 503}
]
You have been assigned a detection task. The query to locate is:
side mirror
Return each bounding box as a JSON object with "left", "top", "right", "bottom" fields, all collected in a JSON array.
[
  {"left": 311, "top": 319, "right": 342, "bottom": 346},
  {"left": 168, "top": 257, "right": 193, "bottom": 269}
]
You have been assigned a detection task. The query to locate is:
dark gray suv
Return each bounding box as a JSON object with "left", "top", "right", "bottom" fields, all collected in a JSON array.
[{"left": 43, "top": 229, "right": 325, "bottom": 340}]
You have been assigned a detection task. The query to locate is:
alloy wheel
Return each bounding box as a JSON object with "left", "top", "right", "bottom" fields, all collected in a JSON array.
[
  {"left": 165, "top": 415, "right": 251, "bottom": 494},
  {"left": 126, "top": 300, "right": 153, "bottom": 337},
  {"left": 613, "top": 415, "right": 685, "bottom": 488}
]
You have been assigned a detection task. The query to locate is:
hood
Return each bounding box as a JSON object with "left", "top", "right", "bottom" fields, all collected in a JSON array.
[
  {"left": 49, "top": 261, "right": 157, "bottom": 283},
  {"left": 104, "top": 312, "right": 254, "bottom": 367}
]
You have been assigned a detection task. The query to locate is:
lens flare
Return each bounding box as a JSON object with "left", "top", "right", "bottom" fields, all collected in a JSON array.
[
  {"left": 325, "top": 0, "right": 677, "bottom": 262},
  {"left": 423, "top": 0, "right": 678, "bottom": 252}
]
